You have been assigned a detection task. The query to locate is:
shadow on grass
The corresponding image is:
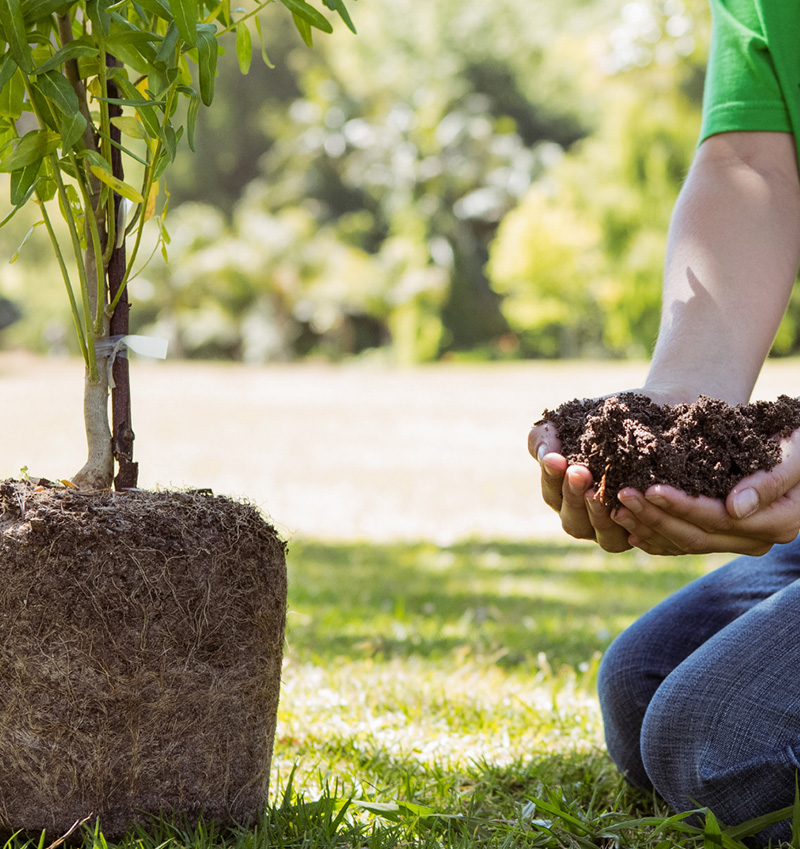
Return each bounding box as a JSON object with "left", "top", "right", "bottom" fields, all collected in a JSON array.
[{"left": 286, "top": 540, "right": 719, "bottom": 669}]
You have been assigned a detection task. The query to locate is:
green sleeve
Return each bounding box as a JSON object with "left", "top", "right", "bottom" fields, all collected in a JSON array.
[{"left": 700, "top": 0, "right": 793, "bottom": 144}]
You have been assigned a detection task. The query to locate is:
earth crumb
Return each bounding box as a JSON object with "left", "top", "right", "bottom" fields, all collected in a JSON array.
[{"left": 536, "top": 393, "right": 800, "bottom": 506}]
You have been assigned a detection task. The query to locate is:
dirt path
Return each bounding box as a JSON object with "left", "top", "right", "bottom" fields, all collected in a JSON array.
[{"left": 3, "top": 353, "right": 799, "bottom": 542}]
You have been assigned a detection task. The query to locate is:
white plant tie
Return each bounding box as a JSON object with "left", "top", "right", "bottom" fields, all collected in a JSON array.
[{"left": 95, "top": 335, "right": 169, "bottom": 388}]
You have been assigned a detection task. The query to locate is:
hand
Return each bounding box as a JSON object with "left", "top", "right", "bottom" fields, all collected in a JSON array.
[
  {"left": 610, "top": 426, "right": 800, "bottom": 556},
  {"left": 529, "top": 419, "right": 633, "bottom": 553}
]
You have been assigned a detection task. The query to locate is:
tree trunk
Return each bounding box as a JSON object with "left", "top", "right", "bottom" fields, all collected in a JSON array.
[
  {"left": 71, "top": 244, "right": 114, "bottom": 490},
  {"left": 71, "top": 367, "right": 114, "bottom": 490}
]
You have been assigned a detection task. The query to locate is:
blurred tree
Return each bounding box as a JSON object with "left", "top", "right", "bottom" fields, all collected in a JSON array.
[
  {"left": 488, "top": 0, "right": 710, "bottom": 358},
  {"left": 145, "top": 0, "right": 601, "bottom": 361}
]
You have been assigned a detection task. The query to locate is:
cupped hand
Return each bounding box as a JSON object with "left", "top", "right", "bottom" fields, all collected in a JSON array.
[
  {"left": 610, "top": 426, "right": 800, "bottom": 556},
  {"left": 529, "top": 419, "right": 633, "bottom": 553}
]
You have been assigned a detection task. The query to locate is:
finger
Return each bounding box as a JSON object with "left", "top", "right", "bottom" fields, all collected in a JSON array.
[
  {"left": 585, "top": 490, "right": 632, "bottom": 552},
  {"left": 539, "top": 452, "right": 567, "bottom": 511},
  {"left": 644, "top": 483, "right": 800, "bottom": 545},
  {"left": 528, "top": 423, "right": 562, "bottom": 460},
  {"left": 617, "top": 490, "right": 775, "bottom": 556},
  {"left": 558, "top": 465, "right": 597, "bottom": 540},
  {"left": 637, "top": 486, "right": 734, "bottom": 534},
  {"left": 727, "top": 428, "right": 800, "bottom": 518}
]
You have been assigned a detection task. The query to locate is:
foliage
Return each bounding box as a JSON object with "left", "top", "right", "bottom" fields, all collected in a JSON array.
[
  {"left": 126, "top": 0, "right": 722, "bottom": 363},
  {"left": 9, "top": 0, "right": 800, "bottom": 363},
  {"left": 489, "top": 0, "right": 709, "bottom": 358},
  {"left": 121, "top": 0, "right": 601, "bottom": 362}
]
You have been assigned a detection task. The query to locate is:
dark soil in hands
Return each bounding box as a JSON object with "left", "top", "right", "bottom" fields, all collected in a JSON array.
[{"left": 536, "top": 393, "right": 800, "bottom": 507}]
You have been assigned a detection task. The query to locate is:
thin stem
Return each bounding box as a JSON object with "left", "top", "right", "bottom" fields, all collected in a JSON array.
[
  {"left": 49, "top": 157, "right": 99, "bottom": 381},
  {"left": 37, "top": 195, "right": 90, "bottom": 366},
  {"left": 214, "top": 0, "right": 275, "bottom": 36},
  {"left": 109, "top": 50, "right": 183, "bottom": 315},
  {"left": 71, "top": 156, "right": 108, "bottom": 336}
]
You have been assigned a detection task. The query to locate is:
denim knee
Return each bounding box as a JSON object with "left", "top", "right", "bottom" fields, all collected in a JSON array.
[
  {"left": 597, "top": 628, "right": 658, "bottom": 791},
  {"left": 640, "top": 667, "right": 798, "bottom": 846}
]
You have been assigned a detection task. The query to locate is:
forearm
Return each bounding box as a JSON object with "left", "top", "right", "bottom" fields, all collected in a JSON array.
[{"left": 645, "top": 132, "right": 800, "bottom": 405}]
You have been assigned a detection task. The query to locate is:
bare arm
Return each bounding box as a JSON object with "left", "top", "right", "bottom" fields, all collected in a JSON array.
[
  {"left": 644, "top": 131, "right": 800, "bottom": 405},
  {"left": 531, "top": 131, "right": 800, "bottom": 554}
]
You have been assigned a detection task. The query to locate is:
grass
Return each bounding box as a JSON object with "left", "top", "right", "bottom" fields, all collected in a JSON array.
[{"left": 7, "top": 539, "right": 796, "bottom": 848}]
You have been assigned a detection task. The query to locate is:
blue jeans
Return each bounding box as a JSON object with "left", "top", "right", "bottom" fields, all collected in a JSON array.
[{"left": 597, "top": 537, "right": 800, "bottom": 845}]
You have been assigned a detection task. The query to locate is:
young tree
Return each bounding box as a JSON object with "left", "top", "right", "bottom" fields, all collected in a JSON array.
[{"left": 0, "top": 0, "right": 353, "bottom": 489}]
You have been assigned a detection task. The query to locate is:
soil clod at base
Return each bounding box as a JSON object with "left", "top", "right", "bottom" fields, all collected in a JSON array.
[
  {"left": 537, "top": 393, "right": 800, "bottom": 506},
  {"left": 0, "top": 483, "right": 287, "bottom": 839}
]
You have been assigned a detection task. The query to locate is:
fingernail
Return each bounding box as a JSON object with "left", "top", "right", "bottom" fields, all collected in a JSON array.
[
  {"left": 568, "top": 477, "right": 586, "bottom": 496},
  {"left": 537, "top": 445, "right": 547, "bottom": 463},
  {"left": 619, "top": 493, "right": 644, "bottom": 514},
  {"left": 732, "top": 487, "right": 759, "bottom": 519}
]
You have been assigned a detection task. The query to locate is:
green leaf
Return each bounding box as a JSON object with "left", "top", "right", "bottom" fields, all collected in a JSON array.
[
  {"left": 291, "top": 12, "right": 313, "bottom": 46},
  {"left": 0, "top": 129, "right": 60, "bottom": 172},
  {"left": 0, "top": 61, "right": 23, "bottom": 119},
  {"left": 252, "top": 15, "right": 274, "bottom": 68},
  {"left": 235, "top": 20, "right": 251, "bottom": 74},
  {"left": 19, "top": 0, "right": 66, "bottom": 24},
  {"left": 195, "top": 22, "right": 217, "bottom": 106},
  {"left": 0, "top": 52, "right": 18, "bottom": 92},
  {"left": 154, "top": 20, "right": 179, "bottom": 63},
  {"left": 703, "top": 810, "right": 724, "bottom": 849},
  {"left": 279, "top": 0, "right": 332, "bottom": 33},
  {"left": 36, "top": 174, "right": 55, "bottom": 201},
  {"left": 9, "top": 159, "right": 40, "bottom": 205},
  {"left": 32, "top": 40, "right": 99, "bottom": 76},
  {"left": 108, "top": 76, "right": 162, "bottom": 139},
  {"left": 89, "top": 165, "right": 144, "bottom": 203},
  {"left": 59, "top": 111, "right": 86, "bottom": 151},
  {"left": 111, "top": 115, "right": 148, "bottom": 140},
  {"left": 134, "top": 0, "right": 172, "bottom": 21},
  {"left": 34, "top": 69, "right": 80, "bottom": 116},
  {"left": 322, "top": 0, "right": 355, "bottom": 33},
  {"left": 179, "top": 84, "right": 200, "bottom": 150},
  {"left": 161, "top": 122, "right": 177, "bottom": 160},
  {"left": 0, "top": 0, "right": 34, "bottom": 73},
  {"left": 84, "top": 148, "right": 111, "bottom": 172},
  {"left": 170, "top": 0, "right": 197, "bottom": 46},
  {"left": 87, "top": 0, "right": 112, "bottom": 37},
  {"left": 10, "top": 220, "right": 43, "bottom": 263}
]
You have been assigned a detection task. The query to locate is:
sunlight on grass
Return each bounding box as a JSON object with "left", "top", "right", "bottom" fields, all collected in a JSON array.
[{"left": 9, "top": 539, "right": 776, "bottom": 848}]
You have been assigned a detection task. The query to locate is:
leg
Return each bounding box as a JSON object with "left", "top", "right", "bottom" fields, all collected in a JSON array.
[
  {"left": 598, "top": 538, "right": 800, "bottom": 791},
  {"left": 641, "top": 561, "right": 800, "bottom": 843}
]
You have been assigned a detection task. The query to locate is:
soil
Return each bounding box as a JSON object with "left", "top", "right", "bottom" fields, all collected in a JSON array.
[
  {"left": 0, "top": 482, "right": 287, "bottom": 839},
  {"left": 536, "top": 393, "right": 800, "bottom": 507}
]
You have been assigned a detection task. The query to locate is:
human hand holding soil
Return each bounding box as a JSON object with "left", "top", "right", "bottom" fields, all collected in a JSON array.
[
  {"left": 530, "top": 392, "right": 800, "bottom": 556},
  {"left": 530, "top": 387, "right": 678, "bottom": 553},
  {"left": 611, "top": 426, "right": 800, "bottom": 556}
]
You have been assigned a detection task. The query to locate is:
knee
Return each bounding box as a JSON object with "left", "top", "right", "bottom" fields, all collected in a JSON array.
[
  {"left": 597, "top": 625, "right": 661, "bottom": 726},
  {"left": 597, "top": 629, "right": 660, "bottom": 790},
  {"left": 639, "top": 679, "right": 700, "bottom": 810}
]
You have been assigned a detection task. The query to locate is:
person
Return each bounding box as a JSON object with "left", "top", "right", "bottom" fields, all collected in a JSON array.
[{"left": 528, "top": 1, "right": 800, "bottom": 843}]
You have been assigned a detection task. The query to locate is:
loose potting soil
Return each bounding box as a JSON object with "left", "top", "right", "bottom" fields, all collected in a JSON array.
[
  {"left": 536, "top": 393, "right": 800, "bottom": 506},
  {"left": 0, "top": 483, "right": 287, "bottom": 838}
]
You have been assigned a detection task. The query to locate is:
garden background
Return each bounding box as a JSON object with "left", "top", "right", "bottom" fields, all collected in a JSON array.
[{"left": 2, "top": 0, "right": 799, "bottom": 845}]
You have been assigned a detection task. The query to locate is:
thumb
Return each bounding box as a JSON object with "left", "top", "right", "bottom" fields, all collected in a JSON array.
[
  {"left": 727, "top": 428, "right": 800, "bottom": 519},
  {"left": 528, "top": 422, "right": 562, "bottom": 462}
]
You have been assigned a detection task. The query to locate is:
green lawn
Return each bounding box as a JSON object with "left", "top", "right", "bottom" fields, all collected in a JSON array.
[{"left": 16, "top": 539, "right": 796, "bottom": 849}]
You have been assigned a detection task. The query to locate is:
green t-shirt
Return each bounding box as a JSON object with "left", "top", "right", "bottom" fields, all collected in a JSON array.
[{"left": 701, "top": 0, "right": 800, "bottom": 161}]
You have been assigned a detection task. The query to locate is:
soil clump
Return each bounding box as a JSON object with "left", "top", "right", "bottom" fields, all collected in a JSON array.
[
  {"left": 0, "top": 482, "right": 287, "bottom": 839},
  {"left": 537, "top": 393, "right": 800, "bottom": 507}
]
